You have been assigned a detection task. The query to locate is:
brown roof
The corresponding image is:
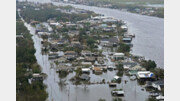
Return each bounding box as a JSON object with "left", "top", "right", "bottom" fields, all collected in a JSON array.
[{"left": 93, "top": 67, "right": 102, "bottom": 71}]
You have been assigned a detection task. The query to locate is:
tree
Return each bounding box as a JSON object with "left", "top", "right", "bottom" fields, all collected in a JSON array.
[
  {"left": 118, "top": 43, "right": 130, "bottom": 53},
  {"left": 141, "top": 60, "right": 157, "bottom": 71},
  {"left": 113, "top": 98, "right": 122, "bottom": 101},
  {"left": 99, "top": 98, "right": 106, "bottom": 101}
]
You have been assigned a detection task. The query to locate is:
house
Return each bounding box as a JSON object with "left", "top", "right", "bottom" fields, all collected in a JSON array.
[
  {"left": 48, "top": 53, "right": 59, "bottom": 59},
  {"left": 113, "top": 76, "right": 121, "bottom": 81},
  {"left": 57, "top": 39, "right": 68, "bottom": 45},
  {"left": 100, "top": 37, "right": 119, "bottom": 47},
  {"left": 156, "top": 95, "right": 164, "bottom": 100},
  {"left": 152, "top": 80, "right": 164, "bottom": 91},
  {"left": 145, "top": 81, "right": 153, "bottom": 88},
  {"left": 136, "top": 71, "right": 154, "bottom": 80},
  {"left": 123, "top": 62, "right": 137, "bottom": 68},
  {"left": 102, "top": 18, "right": 118, "bottom": 23},
  {"left": 81, "top": 62, "right": 92, "bottom": 66},
  {"left": 100, "top": 38, "right": 109, "bottom": 46},
  {"left": 68, "top": 31, "right": 79, "bottom": 37},
  {"left": 108, "top": 37, "right": 119, "bottom": 46},
  {"left": 97, "top": 57, "right": 104, "bottom": 64},
  {"left": 109, "top": 82, "right": 117, "bottom": 87},
  {"left": 16, "top": 35, "right": 24, "bottom": 38},
  {"left": 32, "top": 73, "right": 44, "bottom": 82},
  {"left": 102, "top": 26, "right": 114, "bottom": 32},
  {"left": 71, "top": 41, "right": 81, "bottom": 48},
  {"left": 64, "top": 51, "right": 77, "bottom": 60},
  {"left": 77, "top": 57, "right": 85, "bottom": 61},
  {"left": 111, "top": 89, "right": 124, "bottom": 96},
  {"left": 82, "top": 68, "right": 91, "bottom": 73},
  {"left": 129, "top": 65, "right": 145, "bottom": 71},
  {"left": 50, "top": 22, "right": 62, "bottom": 27},
  {"left": 107, "top": 66, "right": 116, "bottom": 71},
  {"left": 113, "top": 53, "right": 124, "bottom": 60},
  {"left": 123, "top": 65, "right": 130, "bottom": 70},
  {"left": 122, "top": 37, "right": 132, "bottom": 43},
  {"left": 81, "top": 50, "right": 92, "bottom": 56},
  {"left": 80, "top": 74, "right": 90, "bottom": 81},
  {"left": 57, "top": 57, "right": 67, "bottom": 63},
  {"left": 129, "top": 70, "right": 138, "bottom": 76},
  {"left": 84, "top": 56, "right": 95, "bottom": 62},
  {"left": 121, "top": 25, "right": 128, "bottom": 31},
  {"left": 101, "top": 65, "right": 108, "bottom": 71},
  {"left": 66, "top": 23, "right": 77, "bottom": 28},
  {"left": 93, "top": 67, "right": 102, "bottom": 74}
]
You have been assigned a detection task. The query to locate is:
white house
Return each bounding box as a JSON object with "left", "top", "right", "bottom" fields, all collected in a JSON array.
[
  {"left": 136, "top": 71, "right": 154, "bottom": 79},
  {"left": 82, "top": 68, "right": 91, "bottom": 73},
  {"left": 113, "top": 53, "right": 125, "bottom": 60}
]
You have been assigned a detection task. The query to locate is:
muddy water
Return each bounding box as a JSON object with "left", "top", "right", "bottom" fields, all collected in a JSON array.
[
  {"left": 22, "top": 18, "right": 61, "bottom": 101},
  {"left": 22, "top": 19, "right": 150, "bottom": 101},
  {"left": 18, "top": 1, "right": 153, "bottom": 100},
  {"left": 22, "top": 0, "right": 164, "bottom": 69}
]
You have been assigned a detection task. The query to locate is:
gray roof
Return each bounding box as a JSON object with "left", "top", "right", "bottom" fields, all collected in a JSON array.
[
  {"left": 153, "top": 80, "right": 164, "bottom": 85},
  {"left": 80, "top": 74, "right": 90, "bottom": 80}
]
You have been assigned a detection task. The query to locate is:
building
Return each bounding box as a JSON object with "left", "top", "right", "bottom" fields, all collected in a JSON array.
[
  {"left": 136, "top": 71, "right": 154, "bottom": 81},
  {"left": 113, "top": 53, "right": 124, "bottom": 60},
  {"left": 80, "top": 74, "right": 90, "bottom": 81},
  {"left": 121, "top": 25, "right": 128, "bottom": 31},
  {"left": 122, "top": 37, "right": 132, "bottom": 43},
  {"left": 152, "top": 80, "right": 164, "bottom": 91},
  {"left": 82, "top": 68, "right": 91, "bottom": 73},
  {"left": 64, "top": 51, "right": 77, "bottom": 60},
  {"left": 93, "top": 67, "right": 102, "bottom": 74},
  {"left": 81, "top": 62, "right": 92, "bottom": 66},
  {"left": 81, "top": 50, "right": 92, "bottom": 56}
]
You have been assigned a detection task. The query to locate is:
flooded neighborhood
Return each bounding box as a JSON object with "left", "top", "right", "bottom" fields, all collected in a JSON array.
[{"left": 16, "top": 0, "right": 164, "bottom": 101}]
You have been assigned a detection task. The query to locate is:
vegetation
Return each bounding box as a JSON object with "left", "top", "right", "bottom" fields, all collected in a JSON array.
[
  {"left": 146, "top": 97, "right": 157, "bottom": 101},
  {"left": 58, "top": 70, "right": 69, "bottom": 78},
  {"left": 117, "top": 43, "right": 130, "bottom": 53},
  {"left": 16, "top": 18, "right": 48, "bottom": 100},
  {"left": 81, "top": 0, "right": 164, "bottom": 18},
  {"left": 141, "top": 60, "right": 157, "bottom": 71},
  {"left": 19, "top": 3, "right": 96, "bottom": 23},
  {"left": 151, "top": 68, "right": 164, "bottom": 79},
  {"left": 98, "top": 98, "right": 106, "bottom": 101},
  {"left": 112, "top": 98, "right": 122, "bottom": 101}
]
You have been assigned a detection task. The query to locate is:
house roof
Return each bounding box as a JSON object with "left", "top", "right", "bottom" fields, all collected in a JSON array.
[
  {"left": 114, "top": 53, "right": 124, "bottom": 56},
  {"left": 137, "top": 71, "right": 154, "bottom": 78},
  {"left": 93, "top": 67, "right": 102, "bottom": 71},
  {"left": 80, "top": 74, "right": 90, "bottom": 80},
  {"left": 82, "top": 68, "right": 90, "bottom": 72},
  {"left": 153, "top": 80, "right": 164, "bottom": 85},
  {"left": 123, "top": 37, "right": 132, "bottom": 41}
]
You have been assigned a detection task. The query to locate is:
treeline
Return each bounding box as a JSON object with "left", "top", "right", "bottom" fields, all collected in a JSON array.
[
  {"left": 82, "top": 0, "right": 164, "bottom": 18},
  {"left": 16, "top": 20, "right": 48, "bottom": 100},
  {"left": 19, "top": 3, "right": 96, "bottom": 23}
]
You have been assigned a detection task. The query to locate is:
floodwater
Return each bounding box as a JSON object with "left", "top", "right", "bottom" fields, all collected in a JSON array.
[
  {"left": 18, "top": 0, "right": 164, "bottom": 101},
  {"left": 54, "top": 2, "right": 164, "bottom": 68},
  {"left": 22, "top": 0, "right": 164, "bottom": 69},
  {"left": 21, "top": 15, "right": 150, "bottom": 101}
]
